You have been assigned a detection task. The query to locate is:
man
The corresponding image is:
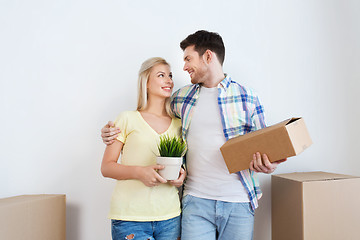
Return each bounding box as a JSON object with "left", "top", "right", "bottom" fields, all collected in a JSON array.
[{"left": 102, "top": 30, "right": 284, "bottom": 240}]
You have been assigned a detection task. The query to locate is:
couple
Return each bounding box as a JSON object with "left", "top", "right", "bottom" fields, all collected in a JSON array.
[{"left": 101, "top": 30, "right": 285, "bottom": 240}]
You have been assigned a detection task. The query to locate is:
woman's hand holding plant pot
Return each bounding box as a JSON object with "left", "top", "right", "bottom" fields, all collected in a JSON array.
[
  {"left": 169, "top": 168, "right": 187, "bottom": 188},
  {"left": 136, "top": 165, "right": 167, "bottom": 187}
]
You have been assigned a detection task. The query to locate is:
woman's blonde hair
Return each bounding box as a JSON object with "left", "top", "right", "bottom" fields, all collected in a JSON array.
[{"left": 137, "top": 57, "right": 174, "bottom": 117}]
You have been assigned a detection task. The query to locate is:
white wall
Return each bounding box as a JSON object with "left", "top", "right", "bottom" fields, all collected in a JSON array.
[{"left": 1, "top": 1, "right": 359, "bottom": 239}]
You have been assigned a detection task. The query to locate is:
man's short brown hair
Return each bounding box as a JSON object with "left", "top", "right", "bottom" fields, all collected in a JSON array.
[{"left": 180, "top": 30, "right": 225, "bottom": 65}]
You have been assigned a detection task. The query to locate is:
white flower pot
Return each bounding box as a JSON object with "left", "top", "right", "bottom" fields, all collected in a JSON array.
[{"left": 156, "top": 157, "right": 183, "bottom": 180}]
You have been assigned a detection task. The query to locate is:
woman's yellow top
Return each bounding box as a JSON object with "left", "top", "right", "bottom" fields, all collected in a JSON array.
[{"left": 108, "top": 111, "right": 182, "bottom": 221}]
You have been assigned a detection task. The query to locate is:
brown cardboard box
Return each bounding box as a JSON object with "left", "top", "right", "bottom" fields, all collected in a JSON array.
[
  {"left": 220, "top": 117, "right": 312, "bottom": 173},
  {"left": 0, "top": 194, "right": 66, "bottom": 240},
  {"left": 272, "top": 172, "right": 360, "bottom": 240}
]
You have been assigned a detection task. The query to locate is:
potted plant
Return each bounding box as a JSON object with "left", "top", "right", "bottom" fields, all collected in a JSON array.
[{"left": 156, "top": 135, "right": 186, "bottom": 180}]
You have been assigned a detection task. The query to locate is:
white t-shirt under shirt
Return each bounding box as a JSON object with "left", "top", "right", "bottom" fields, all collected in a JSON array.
[{"left": 184, "top": 86, "right": 250, "bottom": 202}]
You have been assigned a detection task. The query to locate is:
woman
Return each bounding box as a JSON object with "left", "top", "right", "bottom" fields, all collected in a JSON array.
[{"left": 101, "top": 57, "right": 185, "bottom": 240}]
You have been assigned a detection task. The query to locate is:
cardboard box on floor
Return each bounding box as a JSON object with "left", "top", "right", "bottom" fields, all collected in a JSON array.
[
  {"left": 272, "top": 172, "right": 360, "bottom": 240},
  {"left": 220, "top": 117, "right": 312, "bottom": 173},
  {"left": 0, "top": 194, "right": 66, "bottom": 240}
]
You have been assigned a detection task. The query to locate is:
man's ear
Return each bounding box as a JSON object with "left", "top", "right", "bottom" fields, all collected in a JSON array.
[{"left": 204, "top": 49, "right": 213, "bottom": 64}]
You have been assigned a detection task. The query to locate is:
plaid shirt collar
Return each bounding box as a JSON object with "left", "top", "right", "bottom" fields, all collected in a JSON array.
[
  {"left": 219, "top": 74, "right": 232, "bottom": 91},
  {"left": 192, "top": 73, "right": 231, "bottom": 92}
]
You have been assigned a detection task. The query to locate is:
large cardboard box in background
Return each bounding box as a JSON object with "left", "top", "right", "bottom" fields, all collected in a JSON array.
[
  {"left": 272, "top": 172, "right": 360, "bottom": 240},
  {"left": 220, "top": 117, "right": 312, "bottom": 173},
  {"left": 0, "top": 194, "right": 66, "bottom": 240}
]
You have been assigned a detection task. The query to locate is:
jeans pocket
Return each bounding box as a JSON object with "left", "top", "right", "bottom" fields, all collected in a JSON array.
[
  {"left": 181, "top": 194, "right": 194, "bottom": 211},
  {"left": 239, "top": 202, "right": 255, "bottom": 216},
  {"left": 247, "top": 203, "right": 255, "bottom": 216},
  {"left": 111, "top": 219, "right": 122, "bottom": 227}
]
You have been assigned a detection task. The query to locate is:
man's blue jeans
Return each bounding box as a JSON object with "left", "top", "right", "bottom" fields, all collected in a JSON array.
[
  {"left": 111, "top": 215, "right": 180, "bottom": 240},
  {"left": 181, "top": 195, "right": 254, "bottom": 240}
]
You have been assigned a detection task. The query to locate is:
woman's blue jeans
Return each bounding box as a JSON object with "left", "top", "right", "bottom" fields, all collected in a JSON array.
[{"left": 111, "top": 215, "right": 180, "bottom": 240}]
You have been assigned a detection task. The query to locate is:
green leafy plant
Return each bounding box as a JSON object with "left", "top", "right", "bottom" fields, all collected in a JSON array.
[{"left": 157, "top": 135, "right": 187, "bottom": 157}]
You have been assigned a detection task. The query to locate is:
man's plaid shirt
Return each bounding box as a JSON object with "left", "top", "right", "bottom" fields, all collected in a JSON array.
[{"left": 170, "top": 75, "right": 266, "bottom": 210}]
